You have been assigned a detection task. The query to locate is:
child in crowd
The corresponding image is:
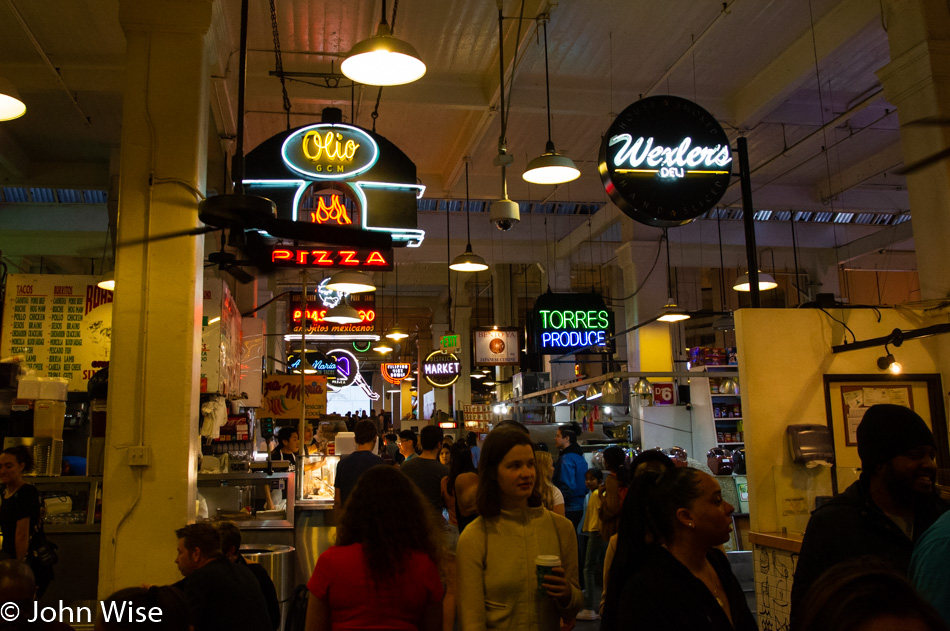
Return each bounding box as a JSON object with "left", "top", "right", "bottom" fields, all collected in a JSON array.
[{"left": 577, "top": 468, "right": 605, "bottom": 621}]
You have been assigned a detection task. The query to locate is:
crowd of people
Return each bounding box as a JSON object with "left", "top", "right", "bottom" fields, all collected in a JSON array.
[{"left": 6, "top": 403, "right": 950, "bottom": 630}]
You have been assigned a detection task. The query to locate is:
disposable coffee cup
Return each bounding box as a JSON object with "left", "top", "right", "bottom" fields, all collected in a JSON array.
[{"left": 536, "top": 555, "right": 560, "bottom": 596}]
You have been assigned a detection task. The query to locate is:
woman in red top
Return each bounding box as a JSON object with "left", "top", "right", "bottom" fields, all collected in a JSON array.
[{"left": 306, "top": 465, "right": 444, "bottom": 631}]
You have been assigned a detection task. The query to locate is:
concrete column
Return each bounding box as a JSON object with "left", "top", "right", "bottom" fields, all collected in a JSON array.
[
  {"left": 879, "top": 1, "right": 950, "bottom": 299},
  {"left": 454, "top": 305, "right": 473, "bottom": 411},
  {"left": 101, "top": 0, "right": 212, "bottom": 595},
  {"left": 615, "top": 239, "right": 674, "bottom": 374}
]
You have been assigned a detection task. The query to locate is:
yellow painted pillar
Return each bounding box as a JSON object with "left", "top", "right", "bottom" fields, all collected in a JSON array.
[{"left": 100, "top": 0, "right": 212, "bottom": 596}]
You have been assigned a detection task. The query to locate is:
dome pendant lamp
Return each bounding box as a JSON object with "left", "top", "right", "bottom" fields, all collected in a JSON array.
[
  {"left": 0, "top": 77, "right": 26, "bottom": 121},
  {"left": 733, "top": 271, "right": 778, "bottom": 292},
  {"left": 450, "top": 159, "right": 489, "bottom": 272},
  {"left": 341, "top": 0, "right": 426, "bottom": 87},
  {"left": 522, "top": 19, "right": 579, "bottom": 185}
]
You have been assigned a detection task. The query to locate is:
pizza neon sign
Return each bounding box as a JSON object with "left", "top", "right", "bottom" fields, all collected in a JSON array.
[{"left": 270, "top": 247, "right": 393, "bottom": 270}]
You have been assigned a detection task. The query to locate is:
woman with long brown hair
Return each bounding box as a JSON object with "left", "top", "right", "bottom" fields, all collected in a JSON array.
[
  {"left": 457, "top": 426, "right": 582, "bottom": 630},
  {"left": 306, "top": 465, "right": 443, "bottom": 631}
]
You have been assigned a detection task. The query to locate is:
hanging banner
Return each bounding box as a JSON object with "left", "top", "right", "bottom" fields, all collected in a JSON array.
[
  {"left": 261, "top": 374, "right": 328, "bottom": 418},
  {"left": 423, "top": 350, "right": 461, "bottom": 388},
  {"left": 599, "top": 95, "right": 732, "bottom": 227},
  {"left": 529, "top": 292, "right": 615, "bottom": 356},
  {"left": 473, "top": 328, "right": 520, "bottom": 365},
  {"left": 0, "top": 274, "right": 113, "bottom": 391}
]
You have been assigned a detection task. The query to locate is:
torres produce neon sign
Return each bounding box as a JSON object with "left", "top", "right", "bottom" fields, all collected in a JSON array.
[{"left": 538, "top": 309, "right": 611, "bottom": 350}]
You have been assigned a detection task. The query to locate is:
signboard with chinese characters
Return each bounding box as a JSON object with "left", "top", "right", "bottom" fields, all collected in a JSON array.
[
  {"left": 473, "top": 328, "right": 520, "bottom": 365},
  {"left": 530, "top": 292, "right": 615, "bottom": 355},
  {"left": 261, "top": 374, "right": 328, "bottom": 418},
  {"left": 599, "top": 95, "right": 732, "bottom": 227},
  {"left": 381, "top": 362, "right": 410, "bottom": 384},
  {"left": 0, "top": 274, "right": 113, "bottom": 391},
  {"left": 423, "top": 351, "right": 461, "bottom": 388}
]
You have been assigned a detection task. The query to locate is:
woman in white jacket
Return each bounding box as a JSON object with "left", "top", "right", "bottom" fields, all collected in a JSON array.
[{"left": 456, "top": 426, "right": 583, "bottom": 630}]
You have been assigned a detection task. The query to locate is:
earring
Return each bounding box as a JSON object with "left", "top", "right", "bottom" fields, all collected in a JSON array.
[{"left": 688, "top": 522, "right": 695, "bottom": 528}]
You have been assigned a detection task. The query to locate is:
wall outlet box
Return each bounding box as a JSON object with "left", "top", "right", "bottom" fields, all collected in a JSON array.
[{"left": 129, "top": 446, "right": 151, "bottom": 467}]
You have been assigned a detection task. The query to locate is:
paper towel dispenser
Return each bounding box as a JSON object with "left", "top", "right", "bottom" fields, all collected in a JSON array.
[{"left": 786, "top": 424, "right": 834, "bottom": 465}]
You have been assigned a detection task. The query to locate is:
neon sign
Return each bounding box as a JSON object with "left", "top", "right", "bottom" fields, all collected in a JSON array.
[
  {"left": 608, "top": 136, "right": 732, "bottom": 179},
  {"left": 599, "top": 95, "right": 732, "bottom": 227},
  {"left": 270, "top": 246, "right": 393, "bottom": 270},
  {"left": 531, "top": 293, "right": 615, "bottom": 356},
  {"left": 292, "top": 308, "right": 376, "bottom": 324},
  {"left": 326, "top": 348, "right": 358, "bottom": 389},
  {"left": 423, "top": 351, "right": 461, "bottom": 388},
  {"left": 288, "top": 290, "right": 376, "bottom": 335},
  {"left": 309, "top": 195, "right": 353, "bottom": 225},
  {"left": 281, "top": 124, "right": 379, "bottom": 180},
  {"left": 381, "top": 362, "right": 411, "bottom": 384}
]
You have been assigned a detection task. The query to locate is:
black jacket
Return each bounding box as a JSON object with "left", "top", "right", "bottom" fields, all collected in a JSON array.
[
  {"left": 609, "top": 545, "right": 757, "bottom": 631},
  {"left": 175, "top": 557, "right": 272, "bottom": 631},
  {"left": 790, "top": 478, "right": 948, "bottom": 623},
  {"left": 237, "top": 554, "right": 281, "bottom": 630}
]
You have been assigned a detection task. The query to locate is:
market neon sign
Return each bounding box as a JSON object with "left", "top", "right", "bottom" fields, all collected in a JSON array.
[
  {"left": 609, "top": 135, "right": 731, "bottom": 179},
  {"left": 270, "top": 247, "right": 392, "bottom": 269},
  {"left": 423, "top": 351, "right": 461, "bottom": 388},
  {"left": 281, "top": 124, "right": 379, "bottom": 180}
]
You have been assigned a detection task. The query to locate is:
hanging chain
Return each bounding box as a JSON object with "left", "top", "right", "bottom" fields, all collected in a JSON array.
[{"left": 269, "top": 0, "right": 292, "bottom": 129}]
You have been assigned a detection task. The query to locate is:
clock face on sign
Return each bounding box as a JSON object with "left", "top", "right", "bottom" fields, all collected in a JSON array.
[{"left": 599, "top": 95, "right": 732, "bottom": 227}]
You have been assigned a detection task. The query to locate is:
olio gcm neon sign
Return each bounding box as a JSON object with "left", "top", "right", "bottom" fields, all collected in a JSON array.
[
  {"left": 608, "top": 135, "right": 731, "bottom": 180},
  {"left": 281, "top": 124, "right": 379, "bottom": 180},
  {"left": 538, "top": 309, "right": 610, "bottom": 349}
]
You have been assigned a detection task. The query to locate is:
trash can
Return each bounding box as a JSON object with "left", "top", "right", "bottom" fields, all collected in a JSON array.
[{"left": 241, "top": 544, "right": 296, "bottom": 608}]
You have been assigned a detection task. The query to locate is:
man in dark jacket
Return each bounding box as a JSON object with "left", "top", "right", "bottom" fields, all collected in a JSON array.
[
  {"left": 791, "top": 404, "right": 947, "bottom": 623},
  {"left": 213, "top": 521, "right": 280, "bottom": 630},
  {"left": 173, "top": 522, "right": 271, "bottom": 631},
  {"left": 554, "top": 422, "right": 589, "bottom": 529}
]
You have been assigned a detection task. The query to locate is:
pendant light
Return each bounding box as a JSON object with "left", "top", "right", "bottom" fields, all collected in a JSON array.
[
  {"left": 552, "top": 391, "right": 568, "bottom": 406},
  {"left": 632, "top": 377, "right": 653, "bottom": 397},
  {"left": 733, "top": 271, "right": 778, "bottom": 292},
  {"left": 585, "top": 383, "right": 602, "bottom": 401},
  {"left": 567, "top": 388, "right": 583, "bottom": 404},
  {"left": 385, "top": 262, "right": 408, "bottom": 340},
  {"left": 602, "top": 379, "right": 620, "bottom": 397},
  {"left": 0, "top": 77, "right": 26, "bottom": 121},
  {"left": 341, "top": 0, "right": 426, "bottom": 86},
  {"left": 374, "top": 274, "right": 393, "bottom": 353},
  {"left": 522, "top": 19, "right": 579, "bottom": 185},
  {"left": 450, "top": 159, "right": 489, "bottom": 272},
  {"left": 327, "top": 270, "right": 376, "bottom": 293},
  {"left": 657, "top": 231, "right": 690, "bottom": 322},
  {"left": 97, "top": 273, "right": 115, "bottom": 291},
  {"left": 324, "top": 299, "right": 361, "bottom": 324}
]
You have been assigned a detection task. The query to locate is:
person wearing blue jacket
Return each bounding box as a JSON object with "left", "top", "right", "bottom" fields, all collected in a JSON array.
[{"left": 553, "top": 422, "right": 588, "bottom": 530}]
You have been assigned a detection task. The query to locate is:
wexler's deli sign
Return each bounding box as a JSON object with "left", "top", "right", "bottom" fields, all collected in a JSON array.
[
  {"left": 530, "top": 292, "right": 615, "bottom": 355},
  {"left": 423, "top": 350, "right": 461, "bottom": 388},
  {"left": 599, "top": 95, "right": 732, "bottom": 227}
]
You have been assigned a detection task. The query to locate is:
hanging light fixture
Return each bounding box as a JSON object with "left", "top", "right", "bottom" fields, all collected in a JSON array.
[
  {"left": 632, "top": 377, "right": 653, "bottom": 397},
  {"left": 374, "top": 341, "right": 394, "bottom": 354},
  {"left": 327, "top": 270, "right": 376, "bottom": 293},
  {"left": 373, "top": 275, "right": 392, "bottom": 353},
  {"left": 586, "top": 383, "right": 602, "bottom": 401},
  {"left": 340, "top": 0, "right": 425, "bottom": 86},
  {"left": 489, "top": 5, "right": 520, "bottom": 231},
  {"left": 877, "top": 343, "right": 902, "bottom": 375},
  {"left": 97, "top": 273, "right": 115, "bottom": 291},
  {"left": 733, "top": 271, "right": 778, "bottom": 292},
  {"left": 385, "top": 263, "right": 408, "bottom": 339},
  {"left": 552, "top": 391, "right": 568, "bottom": 406},
  {"left": 450, "top": 159, "right": 489, "bottom": 272},
  {"left": 602, "top": 379, "right": 620, "bottom": 397},
  {"left": 567, "top": 388, "right": 583, "bottom": 404},
  {"left": 471, "top": 371, "right": 485, "bottom": 379},
  {"left": 718, "top": 377, "right": 740, "bottom": 394},
  {"left": 0, "top": 77, "right": 26, "bottom": 121},
  {"left": 324, "top": 299, "right": 361, "bottom": 324},
  {"left": 657, "top": 230, "right": 690, "bottom": 322},
  {"left": 522, "top": 18, "right": 579, "bottom": 185}
]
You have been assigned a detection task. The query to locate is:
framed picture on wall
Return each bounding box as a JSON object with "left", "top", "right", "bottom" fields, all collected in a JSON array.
[{"left": 823, "top": 374, "right": 948, "bottom": 494}]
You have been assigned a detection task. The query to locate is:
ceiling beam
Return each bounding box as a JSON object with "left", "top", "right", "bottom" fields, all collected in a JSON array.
[
  {"left": 814, "top": 140, "right": 903, "bottom": 202},
  {"left": 833, "top": 220, "right": 915, "bottom": 266},
  {"left": 727, "top": 0, "right": 881, "bottom": 129}
]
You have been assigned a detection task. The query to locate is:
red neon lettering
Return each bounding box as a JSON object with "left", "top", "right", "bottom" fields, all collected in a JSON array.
[
  {"left": 365, "top": 251, "right": 388, "bottom": 266},
  {"left": 272, "top": 249, "right": 293, "bottom": 262},
  {"left": 339, "top": 251, "right": 358, "bottom": 266},
  {"left": 297, "top": 250, "right": 308, "bottom": 265},
  {"left": 314, "top": 250, "right": 333, "bottom": 265}
]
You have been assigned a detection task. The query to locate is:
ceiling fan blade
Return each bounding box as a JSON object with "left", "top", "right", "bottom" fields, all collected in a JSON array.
[
  {"left": 895, "top": 146, "right": 950, "bottom": 175},
  {"left": 118, "top": 225, "right": 221, "bottom": 248},
  {"left": 255, "top": 216, "right": 393, "bottom": 249}
]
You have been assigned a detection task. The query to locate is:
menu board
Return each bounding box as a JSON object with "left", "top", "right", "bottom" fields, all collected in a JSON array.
[{"left": 0, "top": 274, "right": 113, "bottom": 391}]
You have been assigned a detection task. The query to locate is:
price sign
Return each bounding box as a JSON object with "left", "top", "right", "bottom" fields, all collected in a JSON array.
[{"left": 652, "top": 382, "right": 675, "bottom": 405}]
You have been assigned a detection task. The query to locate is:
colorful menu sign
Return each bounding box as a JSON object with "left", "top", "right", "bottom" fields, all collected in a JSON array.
[
  {"left": 530, "top": 292, "right": 615, "bottom": 355},
  {"left": 288, "top": 279, "right": 376, "bottom": 336},
  {"left": 599, "top": 95, "right": 732, "bottom": 227},
  {"left": 423, "top": 351, "right": 461, "bottom": 388},
  {"left": 473, "top": 328, "right": 520, "bottom": 365},
  {"left": 261, "top": 374, "right": 328, "bottom": 418},
  {"left": 0, "top": 275, "right": 112, "bottom": 391}
]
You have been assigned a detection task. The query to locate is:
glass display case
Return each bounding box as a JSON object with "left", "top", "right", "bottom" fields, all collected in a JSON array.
[
  {"left": 197, "top": 472, "right": 294, "bottom": 528},
  {"left": 297, "top": 453, "right": 340, "bottom": 505}
]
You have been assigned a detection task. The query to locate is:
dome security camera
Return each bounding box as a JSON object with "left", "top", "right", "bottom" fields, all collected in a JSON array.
[{"left": 490, "top": 198, "right": 520, "bottom": 231}]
